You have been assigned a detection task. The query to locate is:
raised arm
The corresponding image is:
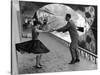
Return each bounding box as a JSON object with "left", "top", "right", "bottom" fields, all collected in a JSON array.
[{"left": 56, "top": 22, "right": 70, "bottom": 32}]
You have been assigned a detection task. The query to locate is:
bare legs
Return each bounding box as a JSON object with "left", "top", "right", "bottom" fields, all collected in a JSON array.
[{"left": 36, "top": 54, "right": 42, "bottom": 68}]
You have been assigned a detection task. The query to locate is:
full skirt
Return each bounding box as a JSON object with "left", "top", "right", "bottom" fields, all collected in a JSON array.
[{"left": 15, "top": 40, "right": 50, "bottom": 54}]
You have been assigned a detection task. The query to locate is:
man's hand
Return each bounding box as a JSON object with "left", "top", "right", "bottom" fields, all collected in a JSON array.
[{"left": 47, "top": 29, "right": 56, "bottom": 32}]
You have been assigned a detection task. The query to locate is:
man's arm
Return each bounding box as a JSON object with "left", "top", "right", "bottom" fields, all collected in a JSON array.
[
  {"left": 56, "top": 27, "right": 64, "bottom": 32},
  {"left": 56, "top": 23, "right": 70, "bottom": 32}
]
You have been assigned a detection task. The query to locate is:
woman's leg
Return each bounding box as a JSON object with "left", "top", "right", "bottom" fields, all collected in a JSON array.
[
  {"left": 39, "top": 54, "right": 42, "bottom": 66},
  {"left": 36, "top": 55, "right": 39, "bottom": 66},
  {"left": 36, "top": 54, "right": 42, "bottom": 68}
]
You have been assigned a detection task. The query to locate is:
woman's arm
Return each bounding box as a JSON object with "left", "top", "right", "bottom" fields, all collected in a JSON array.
[
  {"left": 35, "top": 26, "right": 44, "bottom": 32},
  {"left": 35, "top": 26, "right": 42, "bottom": 32}
]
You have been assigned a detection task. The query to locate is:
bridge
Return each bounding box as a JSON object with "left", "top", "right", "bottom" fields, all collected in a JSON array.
[{"left": 17, "top": 32, "right": 97, "bottom": 74}]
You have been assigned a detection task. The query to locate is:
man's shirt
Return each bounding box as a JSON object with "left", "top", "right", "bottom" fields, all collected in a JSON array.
[{"left": 57, "top": 20, "right": 79, "bottom": 41}]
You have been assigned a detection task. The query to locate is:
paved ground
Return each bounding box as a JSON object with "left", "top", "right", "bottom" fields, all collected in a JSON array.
[{"left": 17, "top": 32, "right": 97, "bottom": 74}]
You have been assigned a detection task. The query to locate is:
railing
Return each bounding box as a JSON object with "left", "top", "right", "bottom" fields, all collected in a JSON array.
[
  {"left": 78, "top": 47, "right": 97, "bottom": 64},
  {"left": 22, "top": 33, "right": 97, "bottom": 64},
  {"left": 66, "top": 41, "right": 97, "bottom": 64},
  {"left": 49, "top": 33, "right": 98, "bottom": 64}
]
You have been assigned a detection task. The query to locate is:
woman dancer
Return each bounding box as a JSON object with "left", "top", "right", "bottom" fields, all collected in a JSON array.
[{"left": 16, "top": 12, "right": 50, "bottom": 68}]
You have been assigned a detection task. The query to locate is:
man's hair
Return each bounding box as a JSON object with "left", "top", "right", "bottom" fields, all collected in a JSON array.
[{"left": 66, "top": 14, "right": 71, "bottom": 19}]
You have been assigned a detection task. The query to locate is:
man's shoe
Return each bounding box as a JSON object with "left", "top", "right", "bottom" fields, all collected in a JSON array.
[
  {"left": 35, "top": 65, "right": 42, "bottom": 69},
  {"left": 75, "top": 59, "right": 80, "bottom": 63},
  {"left": 68, "top": 60, "right": 76, "bottom": 64}
]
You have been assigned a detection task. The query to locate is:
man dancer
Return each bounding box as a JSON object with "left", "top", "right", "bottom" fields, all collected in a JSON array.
[{"left": 56, "top": 14, "right": 80, "bottom": 64}]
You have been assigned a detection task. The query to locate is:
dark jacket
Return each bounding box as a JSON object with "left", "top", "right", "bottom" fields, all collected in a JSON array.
[{"left": 57, "top": 20, "right": 79, "bottom": 41}]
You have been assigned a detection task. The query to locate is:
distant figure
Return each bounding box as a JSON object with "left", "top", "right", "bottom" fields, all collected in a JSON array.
[{"left": 56, "top": 14, "right": 80, "bottom": 64}]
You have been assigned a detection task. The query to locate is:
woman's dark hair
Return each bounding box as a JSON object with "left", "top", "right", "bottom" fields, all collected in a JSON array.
[
  {"left": 32, "top": 12, "right": 39, "bottom": 26},
  {"left": 32, "top": 12, "right": 38, "bottom": 20}
]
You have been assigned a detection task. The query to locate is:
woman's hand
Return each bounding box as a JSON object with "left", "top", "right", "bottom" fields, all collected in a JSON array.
[
  {"left": 35, "top": 28, "right": 43, "bottom": 32},
  {"left": 35, "top": 26, "right": 44, "bottom": 32}
]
